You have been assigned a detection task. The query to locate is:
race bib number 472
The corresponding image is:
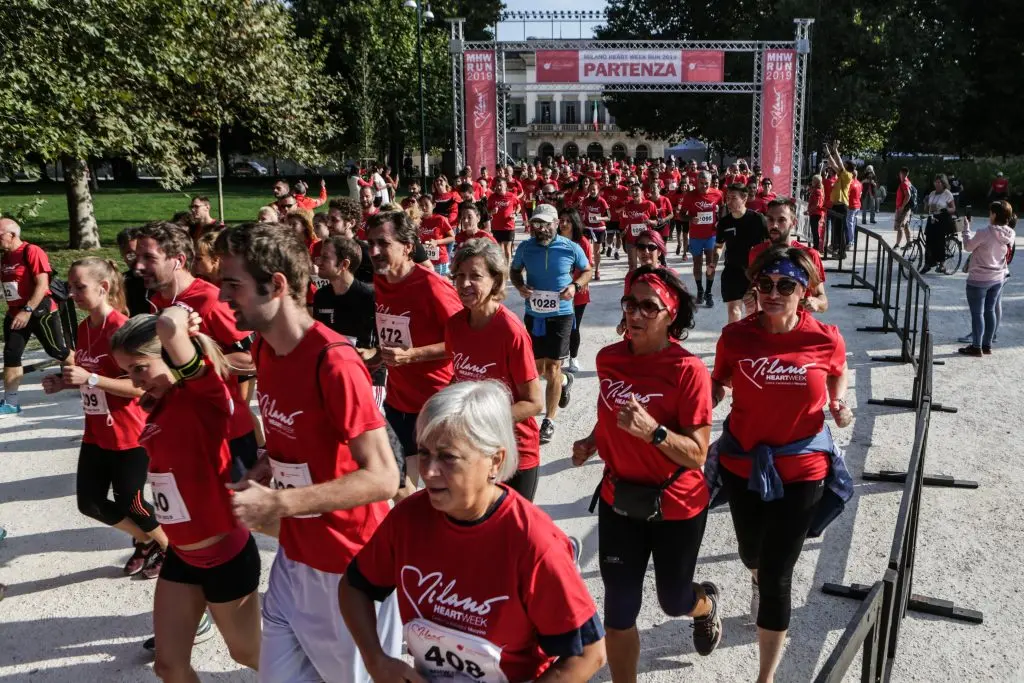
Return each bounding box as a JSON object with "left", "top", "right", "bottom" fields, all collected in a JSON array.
[{"left": 375, "top": 312, "right": 412, "bottom": 349}]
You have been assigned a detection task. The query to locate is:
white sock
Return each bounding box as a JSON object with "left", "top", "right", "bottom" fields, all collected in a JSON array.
[
  {"left": 561, "top": 374, "right": 567, "bottom": 387},
  {"left": 4, "top": 390, "right": 18, "bottom": 406}
]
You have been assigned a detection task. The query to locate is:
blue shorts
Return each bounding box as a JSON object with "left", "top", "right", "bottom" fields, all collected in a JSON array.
[{"left": 688, "top": 236, "right": 716, "bottom": 256}]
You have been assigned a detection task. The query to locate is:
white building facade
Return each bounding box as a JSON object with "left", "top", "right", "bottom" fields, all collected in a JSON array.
[{"left": 504, "top": 52, "right": 668, "bottom": 163}]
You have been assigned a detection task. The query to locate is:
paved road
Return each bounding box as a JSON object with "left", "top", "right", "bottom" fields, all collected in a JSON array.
[{"left": 1, "top": 214, "right": 1020, "bottom": 681}]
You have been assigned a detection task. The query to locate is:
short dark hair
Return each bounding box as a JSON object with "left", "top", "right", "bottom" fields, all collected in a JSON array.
[
  {"left": 726, "top": 182, "right": 749, "bottom": 196},
  {"left": 367, "top": 210, "right": 419, "bottom": 247},
  {"left": 324, "top": 235, "right": 362, "bottom": 272},
  {"left": 627, "top": 265, "right": 696, "bottom": 341},
  {"left": 136, "top": 221, "right": 195, "bottom": 269},
  {"left": 328, "top": 197, "right": 361, "bottom": 222},
  {"left": 459, "top": 202, "right": 480, "bottom": 217},
  {"left": 899, "top": 166, "right": 910, "bottom": 175},
  {"left": 117, "top": 226, "right": 140, "bottom": 250},
  {"left": 193, "top": 196, "right": 211, "bottom": 206},
  {"left": 215, "top": 222, "right": 309, "bottom": 305},
  {"left": 766, "top": 197, "right": 797, "bottom": 218},
  {"left": 457, "top": 182, "right": 475, "bottom": 195}
]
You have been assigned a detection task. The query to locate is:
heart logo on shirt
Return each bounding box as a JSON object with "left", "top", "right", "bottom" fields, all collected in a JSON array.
[
  {"left": 400, "top": 564, "right": 511, "bottom": 623},
  {"left": 737, "top": 357, "right": 815, "bottom": 390}
]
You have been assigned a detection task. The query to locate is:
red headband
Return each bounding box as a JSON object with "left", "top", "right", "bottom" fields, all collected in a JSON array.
[{"left": 633, "top": 273, "right": 679, "bottom": 319}]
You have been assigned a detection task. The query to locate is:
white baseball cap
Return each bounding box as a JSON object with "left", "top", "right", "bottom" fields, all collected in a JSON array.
[{"left": 529, "top": 203, "right": 559, "bottom": 224}]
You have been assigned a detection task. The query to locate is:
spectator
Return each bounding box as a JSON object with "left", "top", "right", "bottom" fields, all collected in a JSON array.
[
  {"left": 920, "top": 174, "right": 957, "bottom": 274},
  {"left": 989, "top": 172, "right": 1010, "bottom": 202},
  {"left": 807, "top": 175, "right": 825, "bottom": 250},
  {"left": 894, "top": 167, "right": 914, "bottom": 249},
  {"left": 957, "top": 200, "right": 1015, "bottom": 356},
  {"left": 293, "top": 179, "right": 327, "bottom": 211},
  {"left": 860, "top": 166, "right": 879, "bottom": 225}
]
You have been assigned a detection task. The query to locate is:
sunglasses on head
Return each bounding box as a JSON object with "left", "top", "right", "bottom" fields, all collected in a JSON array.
[
  {"left": 636, "top": 243, "right": 660, "bottom": 253},
  {"left": 621, "top": 296, "right": 667, "bottom": 318},
  {"left": 755, "top": 276, "right": 800, "bottom": 296}
]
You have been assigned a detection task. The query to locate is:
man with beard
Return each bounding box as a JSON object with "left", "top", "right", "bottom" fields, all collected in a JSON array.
[
  {"left": 748, "top": 198, "right": 828, "bottom": 313},
  {"left": 188, "top": 196, "right": 224, "bottom": 241},
  {"left": 510, "top": 204, "right": 592, "bottom": 444},
  {"left": 358, "top": 186, "right": 378, "bottom": 239},
  {"left": 271, "top": 179, "right": 292, "bottom": 216}
]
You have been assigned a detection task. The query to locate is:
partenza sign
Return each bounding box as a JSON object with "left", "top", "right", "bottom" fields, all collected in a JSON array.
[{"left": 536, "top": 50, "right": 724, "bottom": 84}]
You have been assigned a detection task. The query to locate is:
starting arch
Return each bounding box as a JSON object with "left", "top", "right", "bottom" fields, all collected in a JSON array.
[{"left": 449, "top": 19, "right": 813, "bottom": 198}]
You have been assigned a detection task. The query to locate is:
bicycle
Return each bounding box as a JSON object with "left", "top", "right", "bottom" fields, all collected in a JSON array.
[{"left": 899, "top": 213, "right": 962, "bottom": 274}]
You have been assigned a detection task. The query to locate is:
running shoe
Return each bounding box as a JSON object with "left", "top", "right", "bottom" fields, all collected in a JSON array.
[
  {"left": 558, "top": 372, "right": 574, "bottom": 409},
  {"left": 0, "top": 401, "right": 21, "bottom": 415},
  {"left": 957, "top": 345, "right": 983, "bottom": 357},
  {"left": 568, "top": 536, "right": 582, "bottom": 568},
  {"left": 614, "top": 249, "right": 620, "bottom": 260},
  {"left": 675, "top": 243, "right": 681, "bottom": 256},
  {"left": 982, "top": 346, "right": 992, "bottom": 355},
  {"left": 567, "top": 358, "right": 580, "bottom": 374},
  {"left": 594, "top": 271, "right": 601, "bottom": 281},
  {"left": 0, "top": 527, "right": 6, "bottom": 544},
  {"left": 539, "top": 418, "right": 555, "bottom": 444},
  {"left": 124, "top": 540, "right": 157, "bottom": 576},
  {"left": 143, "top": 612, "right": 214, "bottom": 652},
  {"left": 140, "top": 547, "right": 165, "bottom": 580},
  {"left": 692, "top": 581, "right": 723, "bottom": 656},
  {"left": 704, "top": 292, "right": 714, "bottom": 309},
  {"left": 749, "top": 577, "right": 760, "bottom": 624},
  {"left": 605, "top": 246, "right": 612, "bottom": 258}
]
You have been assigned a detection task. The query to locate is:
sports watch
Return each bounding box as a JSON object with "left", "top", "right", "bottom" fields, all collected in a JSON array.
[
  {"left": 650, "top": 425, "right": 669, "bottom": 446},
  {"left": 87, "top": 373, "right": 100, "bottom": 387},
  {"left": 22, "top": 304, "right": 33, "bottom": 313}
]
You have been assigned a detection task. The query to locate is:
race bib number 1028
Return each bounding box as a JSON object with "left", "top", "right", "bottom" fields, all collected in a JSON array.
[{"left": 528, "top": 290, "right": 560, "bottom": 313}]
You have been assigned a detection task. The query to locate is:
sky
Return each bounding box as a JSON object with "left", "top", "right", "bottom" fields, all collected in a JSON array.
[{"left": 495, "top": 0, "right": 608, "bottom": 41}]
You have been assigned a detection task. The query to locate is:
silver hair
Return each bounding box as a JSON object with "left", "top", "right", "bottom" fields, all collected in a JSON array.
[
  {"left": 451, "top": 238, "right": 507, "bottom": 301},
  {"left": 416, "top": 381, "right": 519, "bottom": 482},
  {"left": 0, "top": 219, "right": 21, "bottom": 238},
  {"left": 698, "top": 170, "right": 712, "bottom": 181}
]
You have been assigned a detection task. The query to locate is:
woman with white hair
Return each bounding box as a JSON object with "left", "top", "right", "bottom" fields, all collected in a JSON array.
[{"left": 339, "top": 381, "right": 607, "bottom": 683}]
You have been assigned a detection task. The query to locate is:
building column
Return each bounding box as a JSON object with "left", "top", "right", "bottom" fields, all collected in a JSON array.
[{"left": 553, "top": 93, "right": 562, "bottom": 125}]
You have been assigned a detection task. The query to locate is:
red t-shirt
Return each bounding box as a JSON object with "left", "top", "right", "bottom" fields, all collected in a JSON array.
[
  {"left": 601, "top": 185, "right": 628, "bottom": 222},
  {"left": 454, "top": 230, "right": 497, "bottom": 250},
  {"left": 139, "top": 367, "right": 237, "bottom": 547},
  {"left": 823, "top": 177, "right": 836, "bottom": 209},
  {"left": 254, "top": 323, "right": 390, "bottom": 574},
  {"left": 420, "top": 215, "right": 455, "bottom": 265},
  {"left": 579, "top": 196, "right": 610, "bottom": 230},
  {"left": 149, "top": 278, "right": 253, "bottom": 441},
  {"left": 487, "top": 192, "right": 521, "bottom": 232},
  {"left": 619, "top": 200, "right": 659, "bottom": 244},
  {"left": 808, "top": 188, "right": 825, "bottom": 216},
  {"left": 434, "top": 191, "right": 462, "bottom": 224},
  {"left": 748, "top": 240, "right": 826, "bottom": 285},
  {"left": 666, "top": 190, "right": 688, "bottom": 221},
  {"left": 712, "top": 311, "right": 846, "bottom": 483},
  {"left": 374, "top": 266, "right": 463, "bottom": 414},
  {"left": 682, "top": 189, "right": 725, "bottom": 240},
  {"left": 361, "top": 207, "right": 380, "bottom": 236},
  {"left": 992, "top": 178, "right": 1009, "bottom": 194},
  {"left": 1, "top": 242, "right": 55, "bottom": 313},
  {"left": 895, "top": 179, "right": 911, "bottom": 210},
  {"left": 848, "top": 179, "right": 863, "bottom": 210},
  {"left": 651, "top": 195, "right": 673, "bottom": 233},
  {"left": 445, "top": 306, "right": 540, "bottom": 470},
  {"left": 595, "top": 341, "right": 713, "bottom": 520},
  {"left": 354, "top": 487, "right": 598, "bottom": 683},
  {"left": 520, "top": 178, "right": 540, "bottom": 205},
  {"left": 76, "top": 310, "right": 146, "bottom": 451},
  {"left": 573, "top": 237, "right": 593, "bottom": 306}
]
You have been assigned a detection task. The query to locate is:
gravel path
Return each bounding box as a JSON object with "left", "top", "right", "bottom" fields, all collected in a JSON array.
[{"left": 1, "top": 213, "right": 1019, "bottom": 681}]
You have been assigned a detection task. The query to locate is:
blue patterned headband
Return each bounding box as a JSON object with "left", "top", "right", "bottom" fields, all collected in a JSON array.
[{"left": 761, "top": 257, "right": 809, "bottom": 287}]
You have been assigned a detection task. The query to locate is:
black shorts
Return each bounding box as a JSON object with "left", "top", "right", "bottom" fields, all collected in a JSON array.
[
  {"left": 493, "top": 230, "right": 515, "bottom": 244},
  {"left": 586, "top": 228, "right": 607, "bottom": 245},
  {"left": 229, "top": 431, "right": 259, "bottom": 483},
  {"left": 160, "top": 533, "right": 261, "bottom": 603},
  {"left": 721, "top": 267, "right": 752, "bottom": 303},
  {"left": 3, "top": 299, "right": 70, "bottom": 367},
  {"left": 606, "top": 221, "right": 620, "bottom": 234},
  {"left": 524, "top": 313, "right": 573, "bottom": 361},
  {"left": 385, "top": 404, "right": 418, "bottom": 460},
  {"left": 672, "top": 219, "right": 688, "bottom": 235}
]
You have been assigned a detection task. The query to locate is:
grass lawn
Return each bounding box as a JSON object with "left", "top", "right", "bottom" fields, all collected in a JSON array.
[{"left": 0, "top": 180, "right": 280, "bottom": 338}]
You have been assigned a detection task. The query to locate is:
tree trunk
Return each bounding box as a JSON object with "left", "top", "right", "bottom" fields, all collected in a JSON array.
[
  {"left": 216, "top": 127, "right": 225, "bottom": 221},
  {"left": 86, "top": 159, "right": 100, "bottom": 193},
  {"left": 64, "top": 157, "right": 101, "bottom": 250}
]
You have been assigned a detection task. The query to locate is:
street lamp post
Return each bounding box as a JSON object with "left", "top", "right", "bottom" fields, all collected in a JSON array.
[{"left": 404, "top": 0, "right": 434, "bottom": 188}]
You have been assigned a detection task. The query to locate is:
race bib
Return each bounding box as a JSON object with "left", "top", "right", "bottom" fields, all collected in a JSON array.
[
  {"left": 587, "top": 212, "right": 601, "bottom": 225},
  {"left": 424, "top": 244, "right": 441, "bottom": 261},
  {"left": 269, "top": 459, "right": 319, "bottom": 519},
  {"left": 79, "top": 385, "right": 109, "bottom": 416},
  {"left": 528, "top": 289, "right": 560, "bottom": 314},
  {"left": 312, "top": 277, "right": 329, "bottom": 290},
  {"left": 695, "top": 211, "right": 714, "bottom": 225},
  {"left": 405, "top": 618, "right": 508, "bottom": 683},
  {"left": 2, "top": 281, "right": 19, "bottom": 301},
  {"left": 376, "top": 313, "right": 412, "bottom": 349},
  {"left": 630, "top": 223, "right": 646, "bottom": 236},
  {"left": 148, "top": 472, "right": 192, "bottom": 525}
]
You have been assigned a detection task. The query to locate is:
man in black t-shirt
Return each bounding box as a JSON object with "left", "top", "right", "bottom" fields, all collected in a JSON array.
[
  {"left": 458, "top": 182, "right": 491, "bottom": 230},
  {"left": 116, "top": 227, "right": 150, "bottom": 316},
  {"left": 312, "top": 235, "right": 386, "bottom": 404},
  {"left": 715, "top": 183, "right": 769, "bottom": 324}
]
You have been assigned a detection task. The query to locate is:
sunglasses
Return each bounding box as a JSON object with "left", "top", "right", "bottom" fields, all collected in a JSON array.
[
  {"left": 621, "top": 296, "right": 667, "bottom": 319},
  {"left": 755, "top": 276, "right": 800, "bottom": 296},
  {"left": 636, "top": 243, "right": 660, "bottom": 253}
]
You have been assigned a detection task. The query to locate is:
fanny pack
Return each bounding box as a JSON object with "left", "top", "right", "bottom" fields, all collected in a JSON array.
[{"left": 589, "top": 467, "right": 689, "bottom": 522}]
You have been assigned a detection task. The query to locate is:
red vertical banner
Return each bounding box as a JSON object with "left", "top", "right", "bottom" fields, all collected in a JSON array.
[
  {"left": 464, "top": 51, "right": 497, "bottom": 174},
  {"left": 760, "top": 50, "right": 797, "bottom": 194}
]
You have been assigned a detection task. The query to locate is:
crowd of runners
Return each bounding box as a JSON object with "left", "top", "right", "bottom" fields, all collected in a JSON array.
[{"left": 0, "top": 148, "right": 1013, "bottom": 683}]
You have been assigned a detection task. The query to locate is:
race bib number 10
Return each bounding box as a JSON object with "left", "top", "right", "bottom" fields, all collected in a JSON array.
[
  {"left": 376, "top": 313, "right": 412, "bottom": 349},
  {"left": 528, "top": 290, "right": 560, "bottom": 313}
]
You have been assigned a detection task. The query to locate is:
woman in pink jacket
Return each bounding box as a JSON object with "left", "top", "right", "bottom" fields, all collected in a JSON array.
[{"left": 958, "top": 200, "right": 1016, "bottom": 356}]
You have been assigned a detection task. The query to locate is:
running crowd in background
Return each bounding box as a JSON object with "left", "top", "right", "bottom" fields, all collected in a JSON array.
[{"left": 0, "top": 146, "right": 1014, "bottom": 683}]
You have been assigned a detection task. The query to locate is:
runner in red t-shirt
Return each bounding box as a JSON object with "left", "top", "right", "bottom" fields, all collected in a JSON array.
[
  {"left": 358, "top": 185, "right": 379, "bottom": 239},
  {"left": 572, "top": 266, "right": 722, "bottom": 670},
  {"left": 711, "top": 243, "right": 851, "bottom": 675},
  {"left": 646, "top": 182, "right": 673, "bottom": 241},
  {"left": 557, "top": 207, "right": 594, "bottom": 373},
  {"left": 487, "top": 177, "right": 522, "bottom": 264},
  {"left": 110, "top": 304, "right": 262, "bottom": 676},
  {"left": 681, "top": 172, "right": 725, "bottom": 307},
  {"left": 579, "top": 184, "right": 611, "bottom": 280},
  {"left": 748, "top": 199, "right": 829, "bottom": 313},
  {"left": 601, "top": 175, "right": 628, "bottom": 260},
  {"left": 619, "top": 184, "right": 659, "bottom": 272},
  {"left": 216, "top": 222, "right": 403, "bottom": 681},
  {"left": 447, "top": 240, "right": 544, "bottom": 498},
  {"left": 666, "top": 177, "right": 691, "bottom": 259},
  {"left": 134, "top": 222, "right": 259, "bottom": 480},
  {"left": 41, "top": 257, "right": 165, "bottom": 577},
  {"left": 454, "top": 203, "right": 497, "bottom": 251},
  {"left": 416, "top": 196, "right": 456, "bottom": 275},
  {"left": 340, "top": 381, "right": 605, "bottom": 683}
]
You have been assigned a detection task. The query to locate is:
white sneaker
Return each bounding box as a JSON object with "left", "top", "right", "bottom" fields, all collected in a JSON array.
[
  {"left": 749, "top": 577, "right": 760, "bottom": 624},
  {"left": 567, "top": 357, "right": 580, "bottom": 373}
]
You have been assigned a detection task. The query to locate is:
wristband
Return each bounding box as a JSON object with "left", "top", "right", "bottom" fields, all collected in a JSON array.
[{"left": 162, "top": 338, "right": 205, "bottom": 381}]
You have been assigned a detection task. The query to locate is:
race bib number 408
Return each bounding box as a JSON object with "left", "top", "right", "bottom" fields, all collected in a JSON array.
[
  {"left": 528, "top": 290, "right": 560, "bottom": 313},
  {"left": 405, "top": 618, "right": 508, "bottom": 683}
]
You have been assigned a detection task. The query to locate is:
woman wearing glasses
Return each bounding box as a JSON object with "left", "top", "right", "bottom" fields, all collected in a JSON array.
[
  {"left": 557, "top": 208, "right": 593, "bottom": 373},
  {"left": 573, "top": 265, "right": 723, "bottom": 681},
  {"left": 709, "top": 245, "right": 853, "bottom": 683}
]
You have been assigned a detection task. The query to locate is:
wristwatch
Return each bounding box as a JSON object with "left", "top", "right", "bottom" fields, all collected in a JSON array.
[
  {"left": 650, "top": 425, "right": 669, "bottom": 446},
  {"left": 22, "top": 304, "right": 33, "bottom": 314},
  {"left": 570, "top": 281, "right": 580, "bottom": 293},
  {"left": 87, "top": 373, "right": 100, "bottom": 387}
]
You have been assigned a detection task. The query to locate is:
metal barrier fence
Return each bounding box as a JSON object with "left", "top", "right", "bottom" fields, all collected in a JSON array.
[{"left": 815, "top": 227, "right": 983, "bottom": 682}]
